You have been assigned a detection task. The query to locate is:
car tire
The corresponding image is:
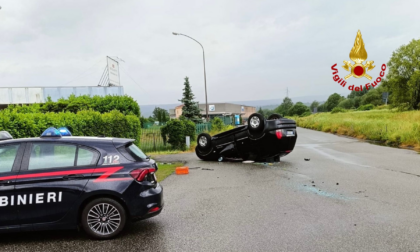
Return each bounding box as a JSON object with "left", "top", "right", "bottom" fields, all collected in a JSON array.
[
  {"left": 81, "top": 197, "right": 127, "bottom": 240},
  {"left": 248, "top": 113, "right": 265, "bottom": 132},
  {"left": 197, "top": 133, "right": 212, "bottom": 151},
  {"left": 268, "top": 113, "right": 282, "bottom": 120},
  {"left": 195, "top": 146, "right": 218, "bottom": 161}
]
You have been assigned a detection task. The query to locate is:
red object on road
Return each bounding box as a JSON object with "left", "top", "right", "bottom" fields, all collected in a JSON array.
[{"left": 176, "top": 166, "right": 189, "bottom": 175}]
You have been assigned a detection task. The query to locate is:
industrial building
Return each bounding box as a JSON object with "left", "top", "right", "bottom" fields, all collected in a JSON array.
[
  {"left": 169, "top": 103, "right": 256, "bottom": 124},
  {"left": 0, "top": 57, "right": 124, "bottom": 110}
]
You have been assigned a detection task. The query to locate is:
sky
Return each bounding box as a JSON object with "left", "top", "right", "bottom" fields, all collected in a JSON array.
[{"left": 1, "top": 0, "right": 420, "bottom": 106}]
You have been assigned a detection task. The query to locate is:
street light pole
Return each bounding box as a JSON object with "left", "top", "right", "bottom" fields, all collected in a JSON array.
[{"left": 172, "top": 32, "right": 209, "bottom": 122}]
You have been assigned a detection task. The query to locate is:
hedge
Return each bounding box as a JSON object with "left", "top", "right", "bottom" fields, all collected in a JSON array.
[
  {"left": 0, "top": 109, "right": 141, "bottom": 146},
  {"left": 6, "top": 94, "right": 141, "bottom": 118}
]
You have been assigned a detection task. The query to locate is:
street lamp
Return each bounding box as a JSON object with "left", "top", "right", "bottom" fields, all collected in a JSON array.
[{"left": 172, "top": 32, "right": 209, "bottom": 122}]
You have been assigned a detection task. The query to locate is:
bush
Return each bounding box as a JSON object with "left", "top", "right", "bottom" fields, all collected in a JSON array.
[
  {"left": 211, "top": 117, "right": 224, "bottom": 132},
  {"left": 161, "top": 119, "right": 196, "bottom": 151},
  {"left": 7, "top": 94, "right": 141, "bottom": 117},
  {"left": 0, "top": 109, "right": 141, "bottom": 146},
  {"left": 331, "top": 107, "right": 347, "bottom": 114},
  {"left": 184, "top": 120, "right": 196, "bottom": 141},
  {"left": 338, "top": 99, "right": 354, "bottom": 109},
  {"left": 357, "top": 104, "right": 375, "bottom": 111},
  {"left": 301, "top": 111, "right": 312, "bottom": 117},
  {"left": 287, "top": 102, "right": 311, "bottom": 116}
]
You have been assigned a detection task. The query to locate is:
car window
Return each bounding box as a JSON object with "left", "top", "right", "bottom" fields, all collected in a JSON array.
[
  {"left": 77, "top": 147, "right": 99, "bottom": 166},
  {"left": 127, "top": 144, "right": 148, "bottom": 159},
  {"left": 0, "top": 144, "right": 20, "bottom": 173},
  {"left": 28, "top": 143, "right": 77, "bottom": 170}
]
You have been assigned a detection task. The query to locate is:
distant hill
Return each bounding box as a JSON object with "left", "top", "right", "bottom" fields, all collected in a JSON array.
[{"left": 139, "top": 94, "right": 339, "bottom": 117}]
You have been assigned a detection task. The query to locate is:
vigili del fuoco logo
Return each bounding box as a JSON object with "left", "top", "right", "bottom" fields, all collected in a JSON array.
[{"left": 331, "top": 30, "right": 386, "bottom": 91}]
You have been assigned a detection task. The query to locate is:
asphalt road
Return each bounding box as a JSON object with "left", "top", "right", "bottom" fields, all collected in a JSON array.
[{"left": 2, "top": 127, "right": 420, "bottom": 251}]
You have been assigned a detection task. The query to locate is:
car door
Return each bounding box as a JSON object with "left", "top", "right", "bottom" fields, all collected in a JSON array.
[
  {"left": 15, "top": 142, "right": 100, "bottom": 225},
  {"left": 0, "top": 143, "right": 25, "bottom": 228}
]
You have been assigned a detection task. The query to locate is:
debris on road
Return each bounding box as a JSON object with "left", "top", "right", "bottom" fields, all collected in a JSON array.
[
  {"left": 336, "top": 183, "right": 339, "bottom": 185},
  {"left": 304, "top": 158, "right": 310, "bottom": 161},
  {"left": 202, "top": 168, "right": 214, "bottom": 171}
]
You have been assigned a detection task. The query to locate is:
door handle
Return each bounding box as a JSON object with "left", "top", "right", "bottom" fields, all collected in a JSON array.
[
  {"left": 0, "top": 180, "right": 11, "bottom": 186},
  {"left": 63, "top": 174, "right": 85, "bottom": 180}
]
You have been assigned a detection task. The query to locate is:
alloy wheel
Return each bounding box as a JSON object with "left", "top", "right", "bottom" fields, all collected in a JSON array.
[{"left": 87, "top": 203, "right": 121, "bottom": 236}]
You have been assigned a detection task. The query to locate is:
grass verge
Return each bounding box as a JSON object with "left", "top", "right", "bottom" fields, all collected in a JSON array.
[
  {"left": 155, "top": 162, "right": 184, "bottom": 182},
  {"left": 296, "top": 110, "right": 420, "bottom": 150}
]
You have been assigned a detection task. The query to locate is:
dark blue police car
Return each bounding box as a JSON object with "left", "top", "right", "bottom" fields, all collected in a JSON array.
[{"left": 0, "top": 128, "right": 163, "bottom": 239}]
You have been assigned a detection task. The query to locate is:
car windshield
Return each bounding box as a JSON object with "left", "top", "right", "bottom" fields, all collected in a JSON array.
[{"left": 127, "top": 144, "right": 148, "bottom": 159}]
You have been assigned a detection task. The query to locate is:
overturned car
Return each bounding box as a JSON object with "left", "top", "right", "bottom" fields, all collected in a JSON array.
[{"left": 195, "top": 113, "right": 297, "bottom": 162}]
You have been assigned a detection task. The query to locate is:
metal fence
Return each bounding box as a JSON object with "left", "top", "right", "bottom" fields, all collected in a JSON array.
[
  {"left": 196, "top": 123, "right": 212, "bottom": 134},
  {"left": 139, "top": 123, "right": 212, "bottom": 152},
  {"left": 139, "top": 127, "right": 171, "bottom": 153}
]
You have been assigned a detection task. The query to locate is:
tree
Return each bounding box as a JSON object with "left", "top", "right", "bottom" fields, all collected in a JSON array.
[
  {"left": 152, "top": 107, "right": 169, "bottom": 124},
  {"left": 347, "top": 86, "right": 369, "bottom": 99},
  {"left": 161, "top": 119, "right": 196, "bottom": 151},
  {"left": 382, "top": 39, "right": 420, "bottom": 110},
  {"left": 287, "top": 102, "right": 311, "bottom": 116},
  {"left": 310, "top": 101, "right": 319, "bottom": 112},
  {"left": 317, "top": 102, "right": 328, "bottom": 112},
  {"left": 354, "top": 96, "right": 362, "bottom": 108},
  {"left": 179, "top": 77, "right": 202, "bottom": 123},
  {"left": 361, "top": 85, "right": 385, "bottom": 106},
  {"left": 257, "top": 107, "right": 265, "bottom": 117},
  {"left": 275, "top": 97, "right": 293, "bottom": 115},
  {"left": 326, "top": 93, "right": 344, "bottom": 111},
  {"left": 140, "top": 116, "right": 150, "bottom": 128},
  {"left": 262, "top": 108, "right": 275, "bottom": 118},
  {"left": 337, "top": 98, "right": 354, "bottom": 109}
]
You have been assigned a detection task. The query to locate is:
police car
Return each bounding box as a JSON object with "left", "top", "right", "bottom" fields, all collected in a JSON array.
[{"left": 0, "top": 128, "right": 163, "bottom": 239}]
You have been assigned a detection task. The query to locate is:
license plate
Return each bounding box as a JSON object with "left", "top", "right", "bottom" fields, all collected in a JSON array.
[{"left": 286, "top": 130, "right": 295, "bottom": 137}]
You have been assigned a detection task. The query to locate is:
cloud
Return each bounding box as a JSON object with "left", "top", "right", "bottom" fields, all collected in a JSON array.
[{"left": 1, "top": 0, "right": 420, "bottom": 105}]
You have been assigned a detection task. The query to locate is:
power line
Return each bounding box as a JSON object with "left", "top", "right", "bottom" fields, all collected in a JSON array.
[
  {"left": 62, "top": 59, "right": 103, "bottom": 85},
  {"left": 119, "top": 67, "right": 146, "bottom": 92}
]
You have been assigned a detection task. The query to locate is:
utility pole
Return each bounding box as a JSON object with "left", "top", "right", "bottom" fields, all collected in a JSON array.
[{"left": 172, "top": 32, "right": 209, "bottom": 122}]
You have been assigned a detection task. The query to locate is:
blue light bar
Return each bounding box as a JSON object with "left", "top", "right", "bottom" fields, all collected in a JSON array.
[
  {"left": 41, "top": 127, "right": 62, "bottom": 138},
  {"left": 58, "top": 127, "right": 72, "bottom": 136}
]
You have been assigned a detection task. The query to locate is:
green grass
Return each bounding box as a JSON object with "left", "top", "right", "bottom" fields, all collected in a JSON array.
[
  {"left": 296, "top": 109, "right": 420, "bottom": 150},
  {"left": 155, "top": 162, "right": 183, "bottom": 182}
]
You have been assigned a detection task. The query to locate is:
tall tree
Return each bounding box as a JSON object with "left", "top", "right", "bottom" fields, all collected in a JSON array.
[
  {"left": 382, "top": 39, "right": 420, "bottom": 110},
  {"left": 326, "top": 93, "right": 344, "bottom": 111},
  {"left": 152, "top": 107, "right": 170, "bottom": 124},
  {"left": 179, "top": 77, "right": 202, "bottom": 123},
  {"left": 275, "top": 97, "right": 294, "bottom": 115}
]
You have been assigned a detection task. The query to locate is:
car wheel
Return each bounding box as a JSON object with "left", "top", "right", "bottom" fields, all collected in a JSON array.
[
  {"left": 81, "top": 198, "right": 127, "bottom": 240},
  {"left": 197, "top": 133, "right": 212, "bottom": 151},
  {"left": 248, "top": 113, "right": 265, "bottom": 132},
  {"left": 268, "top": 113, "right": 282, "bottom": 120}
]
